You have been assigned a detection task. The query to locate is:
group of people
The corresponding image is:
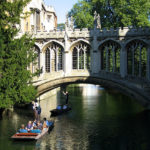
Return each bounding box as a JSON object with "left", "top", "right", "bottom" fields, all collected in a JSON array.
[
  {"left": 18, "top": 91, "right": 69, "bottom": 133},
  {"left": 18, "top": 118, "right": 49, "bottom": 133}
]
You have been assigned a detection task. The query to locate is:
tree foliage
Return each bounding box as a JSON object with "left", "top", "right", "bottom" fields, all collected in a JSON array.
[
  {"left": 0, "top": 0, "right": 37, "bottom": 108},
  {"left": 69, "top": 0, "right": 150, "bottom": 29},
  {"left": 69, "top": 1, "right": 94, "bottom": 29},
  {"left": 57, "top": 23, "right": 65, "bottom": 30}
]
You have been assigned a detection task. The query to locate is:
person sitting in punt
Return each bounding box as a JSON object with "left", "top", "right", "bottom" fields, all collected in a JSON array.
[
  {"left": 43, "top": 118, "right": 48, "bottom": 130},
  {"left": 25, "top": 121, "right": 33, "bottom": 132},
  {"left": 56, "top": 105, "right": 62, "bottom": 110},
  {"left": 63, "top": 105, "right": 67, "bottom": 110},
  {"left": 37, "top": 121, "right": 43, "bottom": 130},
  {"left": 18, "top": 124, "right": 28, "bottom": 133},
  {"left": 30, "top": 125, "right": 41, "bottom": 133},
  {"left": 32, "top": 119, "right": 37, "bottom": 127}
]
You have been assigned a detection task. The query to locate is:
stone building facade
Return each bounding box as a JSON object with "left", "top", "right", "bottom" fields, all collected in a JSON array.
[{"left": 20, "top": 0, "right": 57, "bottom": 33}]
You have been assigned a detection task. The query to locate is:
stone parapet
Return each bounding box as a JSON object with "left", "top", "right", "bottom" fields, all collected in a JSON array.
[{"left": 24, "top": 27, "right": 150, "bottom": 40}]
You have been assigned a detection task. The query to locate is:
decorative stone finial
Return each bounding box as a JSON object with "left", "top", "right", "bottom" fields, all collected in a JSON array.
[
  {"left": 65, "top": 13, "right": 69, "bottom": 40},
  {"left": 70, "top": 16, "right": 74, "bottom": 30},
  {"left": 65, "top": 13, "right": 69, "bottom": 28}
]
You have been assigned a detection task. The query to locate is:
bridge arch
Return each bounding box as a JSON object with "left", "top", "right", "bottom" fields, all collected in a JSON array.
[
  {"left": 99, "top": 39, "right": 121, "bottom": 73},
  {"left": 36, "top": 76, "right": 150, "bottom": 108}
]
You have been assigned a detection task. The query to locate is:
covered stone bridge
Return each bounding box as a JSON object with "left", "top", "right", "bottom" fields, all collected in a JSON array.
[{"left": 26, "top": 15, "right": 150, "bottom": 108}]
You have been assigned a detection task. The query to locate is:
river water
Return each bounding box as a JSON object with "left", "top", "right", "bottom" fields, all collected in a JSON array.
[{"left": 0, "top": 84, "right": 150, "bottom": 150}]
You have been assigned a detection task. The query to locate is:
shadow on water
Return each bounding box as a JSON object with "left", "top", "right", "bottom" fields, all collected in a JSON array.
[{"left": 87, "top": 106, "right": 150, "bottom": 150}]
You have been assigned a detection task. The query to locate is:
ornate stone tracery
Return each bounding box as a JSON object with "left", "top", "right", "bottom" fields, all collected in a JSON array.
[
  {"left": 30, "top": 46, "right": 40, "bottom": 74},
  {"left": 126, "top": 39, "right": 148, "bottom": 78},
  {"left": 72, "top": 41, "right": 91, "bottom": 70},
  {"left": 45, "top": 42, "right": 64, "bottom": 73},
  {"left": 29, "top": 25, "right": 150, "bottom": 82},
  {"left": 99, "top": 40, "right": 121, "bottom": 73}
]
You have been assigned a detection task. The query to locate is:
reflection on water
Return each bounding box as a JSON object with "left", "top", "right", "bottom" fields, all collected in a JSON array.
[
  {"left": 0, "top": 84, "right": 150, "bottom": 150},
  {"left": 39, "top": 88, "right": 61, "bottom": 119}
]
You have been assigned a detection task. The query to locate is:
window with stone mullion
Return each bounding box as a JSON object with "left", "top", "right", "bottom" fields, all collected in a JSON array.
[
  {"left": 58, "top": 47, "right": 63, "bottom": 70},
  {"left": 79, "top": 49, "right": 84, "bottom": 69},
  {"left": 45, "top": 48, "right": 50, "bottom": 72},
  {"left": 51, "top": 49, "right": 56, "bottom": 72},
  {"left": 127, "top": 40, "right": 147, "bottom": 78},
  {"left": 73, "top": 48, "right": 78, "bottom": 69}
]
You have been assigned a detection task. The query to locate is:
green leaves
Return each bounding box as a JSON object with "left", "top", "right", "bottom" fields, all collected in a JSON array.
[
  {"left": 0, "top": 0, "right": 37, "bottom": 108},
  {"left": 70, "top": 0, "right": 150, "bottom": 28},
  {"left": 69, "top": 0, "right": 94, "bottom": 29}
]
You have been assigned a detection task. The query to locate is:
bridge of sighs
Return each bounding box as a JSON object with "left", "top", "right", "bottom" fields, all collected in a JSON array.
[{"left": 22, "top": 14, "right": 150, "bottom": 108}]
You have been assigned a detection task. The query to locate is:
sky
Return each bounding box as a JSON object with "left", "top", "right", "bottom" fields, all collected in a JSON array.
[{"left": 44, "top": 0, "right": 78, "bottom": 24}]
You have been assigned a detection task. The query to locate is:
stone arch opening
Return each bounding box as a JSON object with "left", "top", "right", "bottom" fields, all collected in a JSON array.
[
  {"left": 126, "top": 39, "right": 148, "bottom": 78},
  {"left": 99, "top": 40, "right": 121, "bottom": 73},
  {"left": 71, "top": 41, "right": 91, "bottom": 70},
  {"left": 45, "top": 41, "right": 64, "bottom": 73},
  {"left": 30, "top": 45, "right": 41, "bottom": 74}
]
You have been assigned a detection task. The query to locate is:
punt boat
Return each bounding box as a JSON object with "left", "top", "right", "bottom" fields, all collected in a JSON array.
[
  {"left": 50, "top": 105, "right": 71, "bottom": 116},
  {"left": 11, "top": 121, "right": 54, "bottom": 140}
]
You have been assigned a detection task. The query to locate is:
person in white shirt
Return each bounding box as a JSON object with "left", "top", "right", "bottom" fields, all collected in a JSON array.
[{"left": 32, "top": 100, "right": 40, "bottom": 120}]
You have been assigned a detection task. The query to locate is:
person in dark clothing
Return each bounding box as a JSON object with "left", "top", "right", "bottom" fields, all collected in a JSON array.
[{"left": 63, "top": 91, "right": 69, "bottom": 104}]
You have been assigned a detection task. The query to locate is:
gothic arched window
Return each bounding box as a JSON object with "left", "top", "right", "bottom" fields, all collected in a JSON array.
[
  {"left": 45, "top": 42, "right": 64, "bottom": 73},
  {"left": 72, "top": 41, "right": 91, "bottom": 70},
  {"left": 99, "top": 40, "right": 121, "bottom": 73},
  {"left": 30, "top": 46, "right": 40, "bottom": 74},
  {"left": 126, "top": 40, "right": 147, "bottom": 77}
]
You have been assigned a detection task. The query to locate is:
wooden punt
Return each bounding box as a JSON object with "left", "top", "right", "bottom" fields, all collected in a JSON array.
[
  {"left": 11, "top": 121, "right": 54, "bottom": 140},
  {"left": 50, "top": 105, "right": 71, "bottom": 116}
]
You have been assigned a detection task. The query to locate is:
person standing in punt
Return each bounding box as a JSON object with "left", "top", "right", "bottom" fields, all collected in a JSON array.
[
  {"left": 63, "top": 91, "right": 69, "bottom": 105},
  {"left": 32, "top": 100, "right": 41, "bottom": 120}
]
